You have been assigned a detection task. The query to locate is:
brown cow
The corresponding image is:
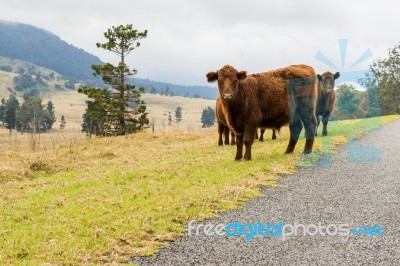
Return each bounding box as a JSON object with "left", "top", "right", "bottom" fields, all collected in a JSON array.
[
  {"left": 216, "top": 96, "right": 235, "bottom": 145},
  {"left": 207, "top": 65, "right": 317, "bottom": 160},
  {"left": 316, "top": 71, "right": 339, "bottom": 136}
]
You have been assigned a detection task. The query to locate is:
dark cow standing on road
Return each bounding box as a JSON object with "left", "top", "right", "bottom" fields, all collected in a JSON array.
[
  {"left": 207, "top": 65, "right": 318, "bottom": 160},
  {"left": 316, "top": 71, "right": 339, "bottom": 136}
]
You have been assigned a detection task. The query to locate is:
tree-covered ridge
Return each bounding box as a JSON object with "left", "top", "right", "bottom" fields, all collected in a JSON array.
[
  {"left": 135, "top": 78, "right": 217, "bottom": 99},
  {"left": 0, "top": 21, "right": 103, "bottom": 81}
]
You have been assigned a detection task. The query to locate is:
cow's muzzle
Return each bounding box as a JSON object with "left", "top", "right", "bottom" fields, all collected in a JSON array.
[{"left": 222, "top": 93, "right": 233, "bottom": 99}]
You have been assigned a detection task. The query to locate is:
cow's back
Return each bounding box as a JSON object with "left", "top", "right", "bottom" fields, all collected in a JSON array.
[{"left": 251, "top": 64, "right": 316, "bottom": 129}]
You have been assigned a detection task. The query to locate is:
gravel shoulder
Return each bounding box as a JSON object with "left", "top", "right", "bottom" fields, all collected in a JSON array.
[{"left": 132, "top": 120, "right": 400, "bottom": 266}]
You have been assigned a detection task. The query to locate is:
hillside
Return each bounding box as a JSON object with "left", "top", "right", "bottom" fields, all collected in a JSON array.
[
  {"left": 0, "top": 65, "right": 216, "bottom": 130},
  {"left": 135, "top": 78, "right": 217, "bottom": 99},
  {"left": 0, "top": 21, "right": 217, "bottom": 99},
  {"left": 0, "top": 21, "right": 103, "bottom": 80}
]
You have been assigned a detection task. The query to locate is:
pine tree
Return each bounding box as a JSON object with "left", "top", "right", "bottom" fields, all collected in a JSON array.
[
  {"left": 168, "top": 112, "right": 172, "bottom": 126},
  {"left": 60, "top": 115, "right": 66, "bottom": 130},
  {"left": 175, "top": 106, "right": 182, "bottom": 126},
  {"left": 45, "top": 101, "right": 56, "bottom": 130},
  {"left": 80, "top": 88, "right": 111, "bottom": 136},
  {"left": 78, "top": 24, "right": 149, "bottom": 136},
  {"left": 201, "top": 107, "right": 216, "bottom": 128},
  {"left": 3, "top": 95, "right": 19, "bottom": 132},
  {"left": 0, "top": 98, "right": 5, "bottom": 123},
  {"left": 16, "top": 97, "right": 50, "bottom": 133}
]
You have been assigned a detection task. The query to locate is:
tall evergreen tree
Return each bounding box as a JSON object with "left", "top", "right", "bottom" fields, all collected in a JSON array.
[
  {"left": 3, "top": 95, "right": 19, "bottom": 132},
  {"left": 0, "top": 98, "right": 5, "bottom": 123},
  {"left": 45, "top": 100, "right": 56, "bottom": 130},
  {"left": 175, "top": 106, "right": 182, "bottom": 126},
  {"left": 80, "top": 88, "right": 111, "bottom": 136},
  {"left": 168, "top": 112, "right": 172, "bottom": 126},
  {"left": 60, "top": 115, "right": 66, "bottom": 130},
  {"left": 16, "top": 97, "right": 50, "bottom": 133},
  {"left": 79, "top": 24, "right": 149, "bottom": 136},
  {"left": 201, "top": 107, "right": 216, "bottom": 128}
]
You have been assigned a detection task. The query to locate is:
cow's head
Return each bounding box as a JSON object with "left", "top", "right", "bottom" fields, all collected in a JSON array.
[
  {"left": 206, "top": 65, "right": 247, "bottom": 100},
  {"left": 317, "top": 71, "right": 340, "bottom": 92}
]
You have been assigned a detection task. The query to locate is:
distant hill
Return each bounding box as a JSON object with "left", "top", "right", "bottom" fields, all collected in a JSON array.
[
  {"left": 133, "top": 78, "right": 217, "bottom": 100},
  {"left": 0, "top": 21, "right": 102, "bottom": 80},
  {"left": 0, "top": 21, "right": 218, "bottom": 99}
]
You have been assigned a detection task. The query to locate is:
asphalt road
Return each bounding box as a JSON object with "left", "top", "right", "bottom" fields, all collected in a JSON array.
[{"left": 131, "top": 120, "right": 400, "bottom": 266}]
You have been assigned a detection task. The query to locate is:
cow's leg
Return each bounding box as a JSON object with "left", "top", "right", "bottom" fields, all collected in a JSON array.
[
  {"left": 315, "top": 115, "right": 320, "bottom": 136},
  {"left": 217, "top": 122, "right": 224, "bottom": 146},
  {"left": 235, "top": 134, "right": 244, "bottom": 160},
  {"left": 285, "top": 114, "right": 303, "bottom": 154},
  {"left": 301, "top": 112, "right": 317, "bottom": 154},
  {"left": 272, "top": 129, "right": 277, "bottom": 140},
  {"left": 254, "top": 130, "right": 259, "bottom": 140},
  {"left": 230, "top": 132, "right": 236, "bottom": 146},
  {"left": 223, "top": 127, "right": 230, "bottom": 145},
  {"left": 259, "top": 129, "right": 265, "bottom": 142},
  {"left": 243, "top": 127, "right": 256, "bottom": 160},
  {"left": 322, "top": 114, "right": 330, "bottom": 136}
]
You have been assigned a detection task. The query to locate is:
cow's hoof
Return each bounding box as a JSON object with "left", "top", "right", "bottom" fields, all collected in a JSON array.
[
  {"left": 235, "top": 156, "right": 243, "bottom": 161},
  {"left": 302, "top": 150, "right": 312, "bottom": 155}
]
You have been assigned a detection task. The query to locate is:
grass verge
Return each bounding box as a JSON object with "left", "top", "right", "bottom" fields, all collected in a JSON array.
[{"left": 0, "top": 115, "right": 399, "bottom": 264}]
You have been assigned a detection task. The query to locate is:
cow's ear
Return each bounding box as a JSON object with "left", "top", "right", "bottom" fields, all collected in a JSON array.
[
  {"left": 206, "top": 71, "right": 218, "bottom": 83},
  {"left": 317, "top": 74, "right": 322, "bottom": 81},
  {"left": 334, "top": 72, "right": 340, "bottom": 80},
  {"left": 237, "top": 71, "right": 247, "bottom": 80}
]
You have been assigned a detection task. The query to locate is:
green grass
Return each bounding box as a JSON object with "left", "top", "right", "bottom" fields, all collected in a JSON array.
[{"left": 0, "top": 115, "right": 399, "bottom": 264}]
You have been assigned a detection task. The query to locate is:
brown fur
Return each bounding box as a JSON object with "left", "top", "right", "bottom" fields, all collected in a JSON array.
[
  {"left": 207, "top": 64, "right": 318, "bottom": 160},
  {"left": 316, "top": 71, "right": 339, "bottom": 136},
  {"left": 216, "top": 97, "right": 235, "bottom": 145}
]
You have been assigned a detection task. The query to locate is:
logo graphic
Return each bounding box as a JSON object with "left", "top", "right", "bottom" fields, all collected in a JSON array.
[
  {"left": 188, "top": 220, "right": 384, "bottom": 241},
  {"left": 316, "top": 39, "right": 373, "bottom": 88}
]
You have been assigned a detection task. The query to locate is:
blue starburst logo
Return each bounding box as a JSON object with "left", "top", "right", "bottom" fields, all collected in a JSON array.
[{"left": 315, "top": 39, "right": 373, "bottom": 90}]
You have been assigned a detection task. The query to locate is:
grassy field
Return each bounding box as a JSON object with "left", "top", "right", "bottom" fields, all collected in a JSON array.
[
  {"left": 0, "top": 115, "right": 398, "bottom": 265},
  {"left": 0, "top": 90, "right": 216, "bottom": 131},
  {"left": 1, "top": 57, "right": 216, "bottom": 130},
  {"left": 142, "top": 94, "right": 216, "bottom": 132},
  {"left": 1, "top": 69, "right": 216, "bottom": 130}
]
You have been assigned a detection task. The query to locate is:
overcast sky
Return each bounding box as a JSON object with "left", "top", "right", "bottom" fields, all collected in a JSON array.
[{"left": 1, "top": 0, "right": 399, "bottom": 86}]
